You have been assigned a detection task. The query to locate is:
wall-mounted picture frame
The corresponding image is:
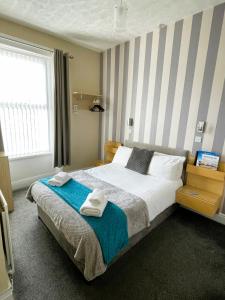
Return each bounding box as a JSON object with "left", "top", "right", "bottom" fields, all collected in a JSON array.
[
  {"left": 196, "top": 121, "right": 206, "bottom": 133},
  {"left": 195, "top": 150, "right": 220, "bottom": 170}
]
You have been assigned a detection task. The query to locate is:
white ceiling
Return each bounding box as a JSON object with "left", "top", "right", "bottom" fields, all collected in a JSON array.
[{"left": 0, "top": 0, "right": 224, "bottom": 51}]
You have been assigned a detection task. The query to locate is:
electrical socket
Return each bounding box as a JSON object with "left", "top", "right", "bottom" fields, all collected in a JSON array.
[{"left": 195, "top": 136, "right": 202, "bottom": 143}]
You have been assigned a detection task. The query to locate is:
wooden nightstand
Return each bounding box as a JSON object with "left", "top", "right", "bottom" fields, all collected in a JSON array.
[
  {"left": 94, "top": 160, "right": 108, "bottom": 167},
  {"left": 94, "top": 141, "right": 122, "bottom": 167},
  {"left": 104, "top": 141, "right": 122, "bottom": 162},
  {"left": 176, "top": 163, "right": 225, "bottom": 217},
  {"left": 176, "top": 185, "right": 221, "bottom": 217}
]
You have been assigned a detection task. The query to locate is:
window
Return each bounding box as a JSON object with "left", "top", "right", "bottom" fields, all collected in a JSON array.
[{"left": 0, "top": 41, "right": 53, "bottom": 158}]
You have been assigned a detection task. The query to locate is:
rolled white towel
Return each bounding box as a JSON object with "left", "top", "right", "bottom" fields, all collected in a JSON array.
[
  {"left": 87, "top": 189, "right": 106, "bottom": 206},
  {"left": 54, "top": 172, "right": 70, "bottom": 182},
  {"left": 80, "top": 190, "right": 108, "bottom": 217},
  {"left": 48, "top": 172, "right": 70, "bottom": 187}
]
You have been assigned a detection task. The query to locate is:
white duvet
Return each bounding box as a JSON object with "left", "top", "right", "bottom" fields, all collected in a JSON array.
[{"left": 86, "top": 163, "right": 183, "bottom": 222}]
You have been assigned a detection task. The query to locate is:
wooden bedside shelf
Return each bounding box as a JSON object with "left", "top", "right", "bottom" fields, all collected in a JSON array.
[
  {"left": 186, "top": 164, "right": 225, "bottom": 182},
  {"left": 94, "top": 141, "right": 122, "bottom": 167},
  {"left": 176, "top": 161, "right": 225, "bottom": 217},
  {"left": 176, "top": 185, "right": 221, "bottom": 217},
  {"left": 104, "top": 141, "right": 122, "bottom": 163},
  {"left": 111, "top": 147, "right": 118, "bottom": 154},
  {"left": 94, "top": 160, "right": 108, "bottom": 167}
]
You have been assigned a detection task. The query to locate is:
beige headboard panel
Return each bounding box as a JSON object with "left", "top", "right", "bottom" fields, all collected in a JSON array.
[{"left": 124, "top": 140, "right": 189, "bottom": 183}]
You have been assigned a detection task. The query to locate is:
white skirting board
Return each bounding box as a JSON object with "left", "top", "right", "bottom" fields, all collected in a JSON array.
[
  {"left": 11, "top": 170, "right": 59, "bottom": 191},
  {"left": 0, "top": 287, "right": 13, "bottom": 300}
]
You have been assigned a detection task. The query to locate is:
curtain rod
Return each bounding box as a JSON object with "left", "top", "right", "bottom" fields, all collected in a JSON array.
[{"left": 0, "top": 34, "right": 74, "bottom": 59}]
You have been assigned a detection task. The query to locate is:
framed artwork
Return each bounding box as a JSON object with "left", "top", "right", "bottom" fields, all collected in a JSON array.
[{"left": 196, "top": 150, "right": 220, "bottom": 170}]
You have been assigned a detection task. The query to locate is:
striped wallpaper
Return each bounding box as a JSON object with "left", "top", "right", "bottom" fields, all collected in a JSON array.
[{"left": 100, "top": 2, "right": 225, "bottom": 160}]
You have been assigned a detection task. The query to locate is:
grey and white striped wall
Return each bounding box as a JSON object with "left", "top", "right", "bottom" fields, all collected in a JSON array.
[{"left": 100, "top": 2, "right": 225, "bottom": 160}]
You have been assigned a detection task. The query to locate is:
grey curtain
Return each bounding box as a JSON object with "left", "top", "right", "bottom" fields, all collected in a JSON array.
[
  {"left": 0, "top": 121, "right": 4, "bottom": 153},
  {"left": 53, "top": 49, "right": 71, "bottom": 167}
]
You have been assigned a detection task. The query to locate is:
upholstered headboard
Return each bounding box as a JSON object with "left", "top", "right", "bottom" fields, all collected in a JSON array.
[{"left": 124, "top": 140, "right": 189, "bottom": 183}]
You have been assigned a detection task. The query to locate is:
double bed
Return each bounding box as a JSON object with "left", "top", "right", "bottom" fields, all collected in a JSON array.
[{"left": 27, "top": 141, "right": 188, "bottom": 281}]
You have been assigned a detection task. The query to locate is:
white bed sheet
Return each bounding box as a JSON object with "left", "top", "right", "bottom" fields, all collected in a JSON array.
[{"left": 86, "top": 163, "right": 183, "bottom": 222}]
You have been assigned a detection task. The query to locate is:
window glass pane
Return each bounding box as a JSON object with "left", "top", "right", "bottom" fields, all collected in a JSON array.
[{"left": 0, "top": 45, "right": 52, "bottom": 158}]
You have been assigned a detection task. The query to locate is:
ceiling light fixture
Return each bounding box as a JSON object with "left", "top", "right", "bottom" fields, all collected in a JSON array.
[{"left": 114, "top": 0, "right": 128, "bottom": 32}]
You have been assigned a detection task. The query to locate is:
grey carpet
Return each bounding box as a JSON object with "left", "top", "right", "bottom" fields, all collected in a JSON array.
[{"left": 10, "top": 189, "right": 225, "bottom": 300}]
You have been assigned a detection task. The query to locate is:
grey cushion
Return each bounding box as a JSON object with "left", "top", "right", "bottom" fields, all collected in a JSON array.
[{"left": 126, "top": 147, "right": 154, "bottom": 174}]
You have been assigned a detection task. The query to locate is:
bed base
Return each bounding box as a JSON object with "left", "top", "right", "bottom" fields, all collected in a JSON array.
[{"left": 37, "top": 204, "right": 177, "bottom": 279}]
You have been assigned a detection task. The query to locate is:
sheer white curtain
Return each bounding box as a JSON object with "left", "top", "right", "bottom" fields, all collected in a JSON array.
[{"left": 0, "top": 44, "right": 53, "bottom": 158}]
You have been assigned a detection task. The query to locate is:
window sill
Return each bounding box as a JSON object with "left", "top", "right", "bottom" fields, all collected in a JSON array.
[{"left": 9, "top": 152, "right": 52, "bottom": 161}]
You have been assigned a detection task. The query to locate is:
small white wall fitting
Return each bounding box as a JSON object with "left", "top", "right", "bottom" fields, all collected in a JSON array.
[
  {"left": 73, "top": 104, "right": 78, "bottom": 114},
  {"left": 195, "top": 136, "right": 202, "bottom": 143}
]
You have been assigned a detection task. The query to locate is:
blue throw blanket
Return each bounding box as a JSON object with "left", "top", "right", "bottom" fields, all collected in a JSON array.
[{"left": 39, "top": 177, "right": 128, "bottom": 264}]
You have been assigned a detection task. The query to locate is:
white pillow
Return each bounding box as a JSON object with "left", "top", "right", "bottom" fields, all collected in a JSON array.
[
  {"left": 112, "top": 146, "right": 133, "bottom": 167},
  {"left": 148, "top": 152, "right": 186, "bottom": 181}
]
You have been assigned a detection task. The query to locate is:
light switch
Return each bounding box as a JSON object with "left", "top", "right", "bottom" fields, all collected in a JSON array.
[
  {"left": 195, "top": 136, "right": 202, "bottom": 143},
  {"left": 73, "top": 104, "right": 78, "bottom": 113}
]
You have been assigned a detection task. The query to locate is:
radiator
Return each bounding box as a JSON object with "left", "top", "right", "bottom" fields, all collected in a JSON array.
[{"left": 0, "top": 190, "right": 14, "bottom": 275}]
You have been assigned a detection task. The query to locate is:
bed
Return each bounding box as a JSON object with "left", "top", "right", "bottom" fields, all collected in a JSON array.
[{"left": 27, "top": 141, "right": 188, "bottom": 281}]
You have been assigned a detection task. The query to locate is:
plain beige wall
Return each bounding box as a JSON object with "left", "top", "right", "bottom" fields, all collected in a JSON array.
[{"left": 0, "top": 17, "right": 100, "bottom": 170}]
